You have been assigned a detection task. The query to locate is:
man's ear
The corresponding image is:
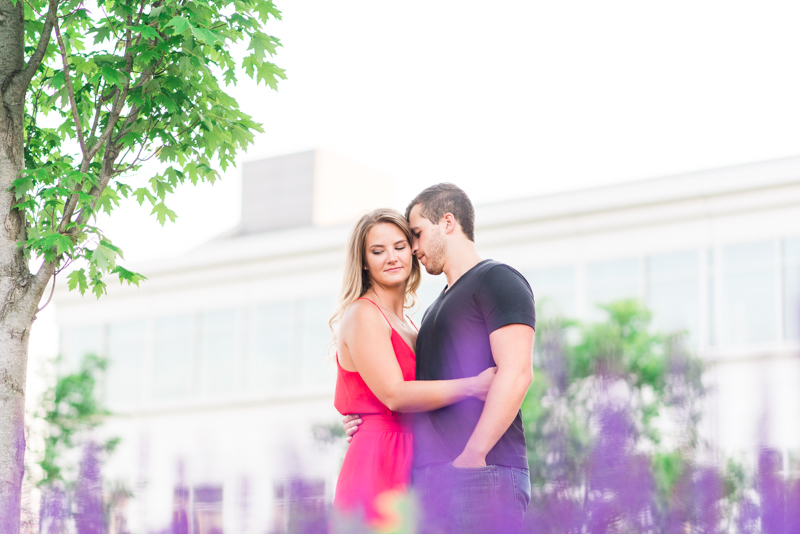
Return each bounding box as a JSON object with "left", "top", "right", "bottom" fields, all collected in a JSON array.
[{"left": 441, "top": 213, "right": 457, "bottom": 235}]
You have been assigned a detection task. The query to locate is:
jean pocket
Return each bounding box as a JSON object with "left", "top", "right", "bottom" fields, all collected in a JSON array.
[
  {"left": 447, "top": 461, "right": 495, "bottom": 472},
  {"left": 510, "top": 467, "right": 532, "bottom": 513}
]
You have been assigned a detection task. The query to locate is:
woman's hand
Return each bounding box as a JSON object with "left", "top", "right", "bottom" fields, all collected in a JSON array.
[
  {"left": 470, "top": 367, "right": 497, "bottom": 401},
  {"left": 343, "top": 414, "right": 362, "bottom": 443}
]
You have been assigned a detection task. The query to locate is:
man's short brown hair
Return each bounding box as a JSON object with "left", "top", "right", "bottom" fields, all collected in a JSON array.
[{"left": 405, "top": 183, "right": 475, "bottom": 242}]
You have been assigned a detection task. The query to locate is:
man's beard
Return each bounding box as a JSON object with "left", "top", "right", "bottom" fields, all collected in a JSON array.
[{"left": 423, "top": 229, "right": 447, "bottom": 275}]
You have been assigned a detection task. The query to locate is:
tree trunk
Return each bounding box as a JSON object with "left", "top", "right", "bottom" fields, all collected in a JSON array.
[{"left": 0, "top": 1, "right": 43, "bottom": 532}]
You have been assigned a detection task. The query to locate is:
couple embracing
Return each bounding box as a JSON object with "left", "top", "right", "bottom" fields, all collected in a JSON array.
[{"left": 330, "top": 184, "right": 536, "bottom": 533}]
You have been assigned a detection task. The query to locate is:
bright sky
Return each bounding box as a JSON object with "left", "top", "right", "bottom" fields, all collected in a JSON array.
[{"left": 91, "top": 0, "right": 800, "bottom": 264}]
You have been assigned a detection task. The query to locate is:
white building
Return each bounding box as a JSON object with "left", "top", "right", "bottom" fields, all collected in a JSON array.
[{"left": 54, "top": 152, "right": 800, "bottom": 533}]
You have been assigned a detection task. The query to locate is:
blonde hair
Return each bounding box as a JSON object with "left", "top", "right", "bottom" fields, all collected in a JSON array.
[{"left": 329, "top": 208, "right": 421, "bottom": 341}]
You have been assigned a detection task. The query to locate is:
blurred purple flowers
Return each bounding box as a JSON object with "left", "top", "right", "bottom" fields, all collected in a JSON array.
[{"left": 26, "top": 300, "right": 800, "bottom": 533}]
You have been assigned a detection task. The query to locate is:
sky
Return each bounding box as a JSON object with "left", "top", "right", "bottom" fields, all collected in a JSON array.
[
  {"left": 26, "top": 0, "right": 800, "bottom": 406},
  {"left": 92, "top": 0, "right": 800, "bottom": 266}
]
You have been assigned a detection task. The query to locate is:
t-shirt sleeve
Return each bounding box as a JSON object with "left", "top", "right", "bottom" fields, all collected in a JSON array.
[{"left": 478, "top": 264, "right": 536, "bottom": 334}]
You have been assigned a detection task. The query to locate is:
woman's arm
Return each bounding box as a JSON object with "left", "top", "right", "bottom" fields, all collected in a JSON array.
[{"left": 342, "top": 302, "right": 494, "bottom": 413}]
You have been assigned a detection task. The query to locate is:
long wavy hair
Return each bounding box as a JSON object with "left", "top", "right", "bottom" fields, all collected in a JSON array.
[{"left": 328, "top": 208, "right": 421, "bottom": 343}]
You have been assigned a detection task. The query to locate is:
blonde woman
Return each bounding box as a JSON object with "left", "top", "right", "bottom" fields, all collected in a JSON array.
[{"left": 331, "top": 208, "right": 495, "bottom": 527}]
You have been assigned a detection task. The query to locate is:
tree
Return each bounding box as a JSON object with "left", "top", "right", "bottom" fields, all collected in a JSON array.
[
  {"left": 33, "top": 355, "right": 117, "bottom": 532},
  {"left": 521, "top": 300, "right": 714, "bottom": 530},
  {"left": 36, "top": 355, "right": 115, "bottom": 487},
  {"left": 0, "top": 0, "right": 284, "bottom": 529}
]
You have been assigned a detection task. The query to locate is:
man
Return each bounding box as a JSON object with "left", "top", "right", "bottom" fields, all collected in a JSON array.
[{"left": 345, "top": 183, "right": 535, "bottom": 533}]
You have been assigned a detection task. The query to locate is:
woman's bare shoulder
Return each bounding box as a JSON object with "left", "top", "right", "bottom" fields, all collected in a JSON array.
[{"left": 340, "top": 298, "right": 388, "bottom": 332}]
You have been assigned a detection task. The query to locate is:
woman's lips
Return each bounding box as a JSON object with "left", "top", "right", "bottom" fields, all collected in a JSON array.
[{"left": 386, "top": 267, "right": 402, "bottom": 273}]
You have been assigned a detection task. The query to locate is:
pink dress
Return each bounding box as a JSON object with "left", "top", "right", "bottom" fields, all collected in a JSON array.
[{"left": 333, "top": 298, "right": 417, "bottom": 525}]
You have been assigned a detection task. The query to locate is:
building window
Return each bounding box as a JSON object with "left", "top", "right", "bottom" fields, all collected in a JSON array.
[
  {"left": 61, "top": 325, "right": 103, "bottom": 374},
  {"left": 647, "top": 250, "right": 700, "bottom": 344},
  {"left": 784, "top": 237, "right": 800, "bottom": 341},
  {"left": 720, "top": 240, "right": 777, "bottom": 346},
  {"left": 106, "top": 321, "right": 145, "bottom": 407},
  {"left": 253, "top": 302, "right": 295, "bottom": 393},
  {"left": 193, "top": 486, "right": 224, "bottom": 534},
  {"left": 586, "top": 258, "right": 641, "bottom": 320},
  {"left": 153, "top": 315, "right": 195, "bottom": 399},
  {"left": 525, "top": 265, "right": 576, "bottom": 319},
  {"left": 271, "top": 478, "right": 326, "bottom": 534},
  {"left": 707, "top": 249, "right": 717, "bottom": 347},
  {"left": 299, "top": 297, "right": 336, "bottom": 388},
  {"left": 200, "top": 309, "right": 238, "bottom": 397}
]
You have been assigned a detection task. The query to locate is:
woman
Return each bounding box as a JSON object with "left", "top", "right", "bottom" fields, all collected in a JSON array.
[{"left": 330, "top": 208, "right": 495, "bottom": 527}]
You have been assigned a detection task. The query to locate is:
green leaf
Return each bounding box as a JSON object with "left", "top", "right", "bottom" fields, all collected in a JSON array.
[
  {"left": 91, "top": 244, "right": 117, "bottom": 272},
  {"left": 191, "top": 25, "right": 220, "bottom": 45},
  {"left": 254, "top": 0, "right": 282, "bottom": 22},
  {"left": 111, "top": 266, "right": 146, "bottom": 287},
  {"left": 248, "top": 32, "right": 280, "bottom": 58},
  {"left": 96, "top": 185, "right": 121, "bottom": 215},
  {"left": 99, "top": 239, "right": 123, "bottom": 257},
  {"left": 91, "top": 278, "right": 107, "bottom": 299},
  {"left": 165, "top": 16, "right": 190, "bottom": 35},
  {"left": 10, "top": 175, "right": 35, "bottom": 199},
  {"left": 66, "top": 269, "right": 88, "bottom": 295},
  {"left": 242, "top": 56, "right": 286, "bottom": 90},
  {"left": 133, "top": 187, "right": 155, "bottom": 206},
  {"left": 151, "top": 202, "right": 177, "bottom": 225},
  {"left": 100, "top": 66, "right": 122, "bottom": 89},
  {"left": 92, "top": 25, "right": 112, "bottom": 45}
]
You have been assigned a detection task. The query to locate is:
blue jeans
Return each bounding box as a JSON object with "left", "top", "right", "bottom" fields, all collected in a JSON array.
[{"left": 411, "top": 462, "right": 531, "bottom": 534}]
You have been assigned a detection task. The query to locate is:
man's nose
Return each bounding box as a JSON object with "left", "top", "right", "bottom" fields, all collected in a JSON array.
[{"left": 411, "top": 238, "right": 419, "bottom": 256}]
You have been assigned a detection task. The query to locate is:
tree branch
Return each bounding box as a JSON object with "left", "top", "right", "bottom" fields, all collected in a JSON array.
[
  {"left": 87, "top": 79, "right": 105, "bottom": 142},
  {"left": 56, "top": 191, "right": 81, "bottom": 234},
  {"left": 25, "top": 84, "right": 45, "bottom": 156},
  {"left": 37, "top": 272, "right": 57, "bottom": 312},
  {"left": 85, "top": 17, "right": 138, "bottom": 163},
  {"left": 31, "top": 258, "right": 59, "bottom": 311},
  {"left": 74, "top": 141, "right": 121, "bottom": 228},
  {"left": 17, "top": 0, "right": 59, "bottom": 89},
  {"left": 53, "top": 18, "right": 87, "bottom": 159},
  {"left": 45, "top": 141, "right": 121, "bottom": 283}
]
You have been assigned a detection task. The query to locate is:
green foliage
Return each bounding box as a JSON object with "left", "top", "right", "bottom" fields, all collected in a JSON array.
[
  {"left": 36, "top": 355, "right": 115, "bottom": 486},
  {"left": 652, "top": 451, "right": 685, "bottom": 506},
  {"left": 312, "top": 420, "right": 347, "bottom": 446},
  {"left": 15, "top": 0, "right": 284, "bottom": 297},
  {"left": 522, "top": 299, "right": 708, "bottom": 508}
]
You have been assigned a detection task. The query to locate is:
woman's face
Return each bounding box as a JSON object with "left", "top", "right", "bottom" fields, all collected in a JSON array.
[{"left": 364, "top": 222, "right": 413, "bottom": 289}]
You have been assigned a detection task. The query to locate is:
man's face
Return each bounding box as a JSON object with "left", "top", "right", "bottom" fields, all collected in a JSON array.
[{"left": 408, "top": 204, "right": 447, "bottom": 276}]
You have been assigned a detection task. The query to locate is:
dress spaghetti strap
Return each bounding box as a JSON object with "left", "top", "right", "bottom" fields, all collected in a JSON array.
[
  {"left": 356, "top": 297, "right": 392, "bottom": 327},
  {"left": 405, "top": 315, "right": 419, "bottom": 331}
]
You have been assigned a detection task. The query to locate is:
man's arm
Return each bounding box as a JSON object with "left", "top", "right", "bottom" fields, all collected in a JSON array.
[{"left": 452, "top": 323, "right": 534, "bottom": 467}]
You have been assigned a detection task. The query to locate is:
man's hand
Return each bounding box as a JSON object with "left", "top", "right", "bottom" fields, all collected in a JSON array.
[
  {"left": 454, "top": 324, "right": 535, "bottom": 466},
  {"left": 343, "top": 414, "right": 362, "bottom": 443},
  {"left": 452, "top": 448, "right": 487, "bottom": 468}
]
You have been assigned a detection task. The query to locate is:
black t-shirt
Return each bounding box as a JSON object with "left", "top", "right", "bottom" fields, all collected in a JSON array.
[{"left": 413, "top": 259, "right": 536, "bottom": 469}]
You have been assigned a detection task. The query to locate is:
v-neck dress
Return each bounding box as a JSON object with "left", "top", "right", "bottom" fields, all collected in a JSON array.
[{"left": 333, "top": 297, "right": 417, "bottom": 526}]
